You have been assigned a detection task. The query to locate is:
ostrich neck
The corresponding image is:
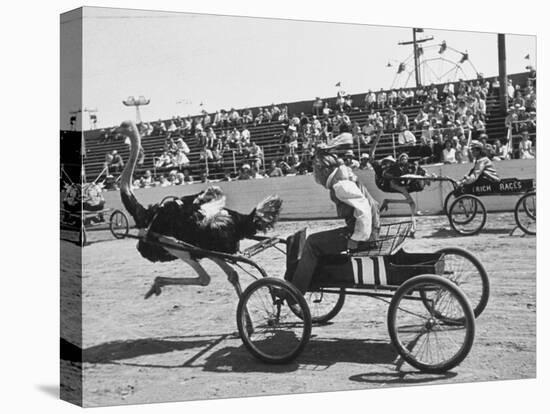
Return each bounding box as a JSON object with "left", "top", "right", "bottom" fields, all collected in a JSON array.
[{"left": 120, "top": 122, "right": 141, "bottom": 197}]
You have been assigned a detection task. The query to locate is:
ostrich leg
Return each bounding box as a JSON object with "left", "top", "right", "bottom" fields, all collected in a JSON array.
[
  {"left": 144, "top": 249, "right": 211, "bottom": 299},
  {"left": 211, "top": 258, "right": 253, "bottom": 335}
]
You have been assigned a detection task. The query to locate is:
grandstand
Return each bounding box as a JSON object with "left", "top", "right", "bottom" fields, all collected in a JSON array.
[{"left": 81, "top": 71, "right": 534, "bottom": 183}]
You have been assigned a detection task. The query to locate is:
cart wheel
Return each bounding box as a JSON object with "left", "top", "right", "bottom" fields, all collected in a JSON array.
[
  {"left": 448, "top": 195, "right": 486, "bottom": 236},
  {"left": 443, "top": 191, "right": 455, "bottom": 215},
  {"left": 388, "top": 275, "right": 475, "bottom": 373},
  {"left": 290, "top": 288, "right": 346, "bottom": 324},
  {"left": 434, "top": 248, "right": 489, "bottom": 318},
  {"left": 109, "top": 210, "right": 129, "bottom": 239},
  {"left": 514, "top": 192, "right": 536, "bottom": 235},
  {"left": 237, "top": 277, "right": 311, "bottom": 364}
]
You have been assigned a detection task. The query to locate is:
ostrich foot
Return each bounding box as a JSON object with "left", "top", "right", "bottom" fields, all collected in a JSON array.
[{"left": 144, "top": 281, "right": 162, "bottom": 299}]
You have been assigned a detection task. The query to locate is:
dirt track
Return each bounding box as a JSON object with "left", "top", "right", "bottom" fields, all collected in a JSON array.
[{"left": 61, "top": 212, "right": 536, "bottom": 407}]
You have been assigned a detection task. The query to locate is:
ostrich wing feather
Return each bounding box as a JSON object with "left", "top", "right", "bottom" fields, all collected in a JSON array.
[{"left": 252, "top": 195, "right": 283, "bottom": 232}]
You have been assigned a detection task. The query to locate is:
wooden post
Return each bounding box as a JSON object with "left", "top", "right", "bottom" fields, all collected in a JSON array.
[{"left": 498, "top": 34, "right": 508, "bottom": 115}]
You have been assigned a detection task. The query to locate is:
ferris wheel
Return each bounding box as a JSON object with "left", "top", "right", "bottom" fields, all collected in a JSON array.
[{"left": 387, "top": 29, "right": 481, "bottom": 89}]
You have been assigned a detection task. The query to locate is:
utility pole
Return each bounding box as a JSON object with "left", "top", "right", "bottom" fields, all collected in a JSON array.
[
  {"left": 123, "top": 96, "right": 150, "bottom": 124},
  {"left": 398, "top": 28, "right": 434, "bottom": 87},
  {"left": 497, "top": 34, "right": 508, "bottom": 115}
]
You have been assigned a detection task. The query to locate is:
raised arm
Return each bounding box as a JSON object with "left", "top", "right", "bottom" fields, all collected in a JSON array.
[{"left": 369, "top": 130, "right": 383, "bottom": 160}]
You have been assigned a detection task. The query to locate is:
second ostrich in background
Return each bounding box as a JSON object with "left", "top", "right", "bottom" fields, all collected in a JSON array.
[{"left": 117, "top": 120, "right": 283, "bottom": 299}]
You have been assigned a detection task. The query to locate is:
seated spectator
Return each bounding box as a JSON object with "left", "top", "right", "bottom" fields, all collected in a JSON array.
[
  {"left": 267, "top": 160, "right": 284, "bottom": 177},
  {"left": 181, "top": 168, "right": 194, "bottom": 184},
  {"left": 167, "top": 170, "right": 179, "bottom": 185},
  {"left": 519, "top": 131, "right": 535, "bottom": 159},
  {"left": 108, "top": 150, "right": 124, "bottom": 174},
  {"left": 248, "top": 142, "right": 263, "bottom": 170},
  {"left": 238, "top": 163, "right": 253, "bottom": 180},
  {"left": 154, "top": 151, "right": 173, "bottom": 169},
  {"left": 493, "top": 139, "right": 509, "bottom": 161},
  {"left": 442, "top": 140, "right": 458, "bottom": 164},
  {"left": 364, "top": 90, "right": 376, "bottom": 110},
  {"left": 388, "top": 89, "right": 398, "bottom": 107},
  {"left": 141, "top": 170, "right": 153, "bottom": 187},
  {"left": 254, "top": 108, "right": 264, "bottom": 125},
  {"left": 472, "top": 115, "right": 486, "bottom": 139},
  {"left": 359, "top": 153, "right": 373, "bottom": 170},
  {"left": 199, "top": 147, "right": 214, "bottom": 164},
  {"left": 431, "top": 133, "right": 444, "bottom": 163},
  {"left": 227, "top": 128, "right": 242, "bottom": 153},
  {"left": 103, "top": 151, "right": 114, "bottom": 170},
  {"left": 251, "top": 166, "right": 265, "bottom": 179},
  {"left": 158, "top": 175, "right": 171, "bottom": 187},
  {"left": 280, "top": 106, "right": 289, "bottom": 123},
  {"left": 229, "top": 108, "right": 241, "bottom": 126},
  {"left": 343, "top": 95, "right": 353, "bottom": 112},
  {"left": 263, "top": 107, "right": 273, "bottom": 123},
  {"left": 312, "top": 97, "right": 324, "bottom": 116},
  {"left": 396, "top": 110, "right": 409, "bottom": 131},
  {"left": 343, "top": 150, "right": 360, "bottom": 169},
  {"left": 398, "top": 127, "right": 416, "bottom": 145},
  {"left": 376, "top": 88, "right": 387, "bottom": 109},
  {"left": 414, "top": 109, "right": 429, "bottom": 130},
  {"left": 167, "top": 120, "right": 177, "bottom": 132},
  {"left": 242, "top": 108, "right": 253, "bottom": 124},
  {"left": 322, "top": 102, "right": 332, "bottom": 119},
  {"left": 212, "top": 111, "right": 221, "bottom": 127},
  {"left": 269, "top": 104, "right": 280, "bottom": 121},
  {"left": 205, "top": 127, "right": 216, "bottom": 148},
  {"left": 174, "top": 148, "right": 190, "bottom": 170}
]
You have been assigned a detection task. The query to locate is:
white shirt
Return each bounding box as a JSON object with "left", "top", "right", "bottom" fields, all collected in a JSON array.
[{"left": 332, "top": 180, "right": 373, "bottom": 242}]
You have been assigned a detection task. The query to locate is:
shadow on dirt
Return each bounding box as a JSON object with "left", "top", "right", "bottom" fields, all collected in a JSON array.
[
  {"left": 349, "top": 370, "right": 457, "bottom": 384},
  {"left": 426, "top": 227, "right": 513, "bottom": 239},
  {"left": 72, "top": 334, "right": 404, "bottom": 376},
  {"left": 68, "top": 335, "right": 231, "bottom": 366},
  {"left": 201, "top": 337, "right": 398, "bottom": 374}
]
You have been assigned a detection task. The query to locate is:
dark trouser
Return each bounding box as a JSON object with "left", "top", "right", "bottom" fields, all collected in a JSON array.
[{"left": 289, "top": 227, "right": 349, "bottom": 294}]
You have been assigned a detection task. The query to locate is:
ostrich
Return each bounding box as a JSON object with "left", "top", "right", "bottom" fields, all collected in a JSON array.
[{"left": 117, "top": 120, "right": 282, "bottom": 299}]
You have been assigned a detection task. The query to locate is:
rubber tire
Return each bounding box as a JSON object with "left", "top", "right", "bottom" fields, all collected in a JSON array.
[
  {"left": 237, "top": 277, "right": 312, "bottom": 364},
  {"left": 435, "top": 247, "right": 490, "bottom": 318},
  {"left": 290, "top": 288, "right": 346, "bottom": 324},
  {"left": 388, "top": 274, "right": 475, "bottom": 373},
  {"left": 448, "top": 195, "right": 487, "bottom": 236},
  {"left": 514, "top": 192, "right": 536, "bottom": 235},
  {"left": 443, "top": 191, "right": 455, "bottom": 216},
  {"left": 109, "top": 210, "right": 129, "bottom": 239}
]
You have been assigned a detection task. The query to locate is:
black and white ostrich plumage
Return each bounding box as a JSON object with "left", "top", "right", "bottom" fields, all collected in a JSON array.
[{"left": 118, "top": 121, "right": 282, "bottom": 262}]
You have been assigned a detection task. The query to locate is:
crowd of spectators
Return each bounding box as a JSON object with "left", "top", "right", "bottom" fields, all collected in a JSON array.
[{"left": 94, "top": 71, "right": 536, "bottom": 188}]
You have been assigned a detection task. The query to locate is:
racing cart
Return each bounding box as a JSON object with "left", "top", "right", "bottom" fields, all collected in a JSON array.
[
  {"left": 60, "top": 208, "right": 130, "bottom": 245},
  {"left": 401, "top": 174, "right": 536, "bottom": 236},
  {"left": 127, "top": 220, "right": 489, "bottom": 373}
]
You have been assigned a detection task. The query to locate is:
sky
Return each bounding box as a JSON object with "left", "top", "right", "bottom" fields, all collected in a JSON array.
[{"left": 61, "top": 7, "right": 536, "bottom": 130}]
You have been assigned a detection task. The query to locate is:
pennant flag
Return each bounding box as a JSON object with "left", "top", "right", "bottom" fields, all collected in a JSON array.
[
  {"left": 335, "top": 82, "right": 341, "bottom": 87},
  {"left": 524, "top": 54, "right": 530, "bottom": 60},
  {"left": 397, "top": 63, "right": 406, "bottom": 74}
]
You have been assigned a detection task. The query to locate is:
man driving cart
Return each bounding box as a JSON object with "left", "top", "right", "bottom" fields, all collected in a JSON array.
[{"left": 459, "top": 140, "right": 500, "bottom": 188}]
